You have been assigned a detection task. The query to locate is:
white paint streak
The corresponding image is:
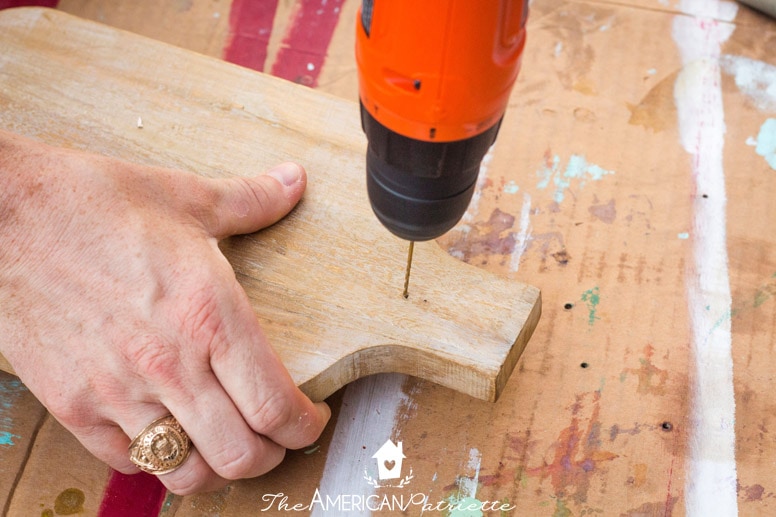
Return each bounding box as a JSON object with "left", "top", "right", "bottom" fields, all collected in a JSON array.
[
  {"left": 672, "top": 1, "right": 739, "bottom": 515},
  {"left": 461, "top": 144, "right": 496, "bottom": 224},
  {"left": 458, "top": 447, "right": 482, "bottom": 498},
  {"left": 312, "top": 374, "right": 409, "bottom": 517},
  {"left": 449, "top": 144, "right": 495, "bottom": 249},
  {"left": 510, "top": 193, "right": 532, "bottom": 272}
]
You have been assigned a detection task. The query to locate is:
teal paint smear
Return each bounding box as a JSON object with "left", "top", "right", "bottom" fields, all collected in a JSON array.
[
  {"left": 0, "top": 377, "right": 29, "bottom": 447},
  {"left": 566, "top": 154, "right": 611, "bottom": 181},
  {"left": 755, "top": 118, "right": 776, "bottom": 170},
  {"left": 678, "top": 232, "right": 690, "bottom": 239},
  {"left": 0, "top": 431, "right": 20, "bottom": 446},
  {"left": 719, "top": 55, "right": 776, "bottom": 112},
  {"left": 0, "top": 378, "right": 25, "bottom": 394},
  {"left": 581, "top": 287, "right": 601, "bottom": 326},
  {"left": 447, "top": 496, "right": 484, "bottom": 517},
  {"left": 503, "top": 180, "right": 519, "bottom": 194},
  {"left": 536, "top": 154, "right": 615, "bottom": 203},
  {"left": 536, "top": 154, "right": 561, "bottom": 190}
]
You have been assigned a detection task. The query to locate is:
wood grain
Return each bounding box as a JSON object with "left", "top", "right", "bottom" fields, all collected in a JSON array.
[{"left": 0, "top": 7, "right": 540, "bottom": 402}]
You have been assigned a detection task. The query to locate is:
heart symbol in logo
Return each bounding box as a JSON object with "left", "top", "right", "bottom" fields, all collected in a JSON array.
[{"left": 384, "top": 460, "right": 396, "bottom": 471}]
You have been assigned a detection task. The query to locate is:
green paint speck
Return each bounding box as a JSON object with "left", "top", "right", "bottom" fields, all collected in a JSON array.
[
  {"left": 501, "top": 498, "right": 512, "bottom": 517},
  {"left": 553, "top": 498, "right": 572, "bottom": 517},
  {"left": 581, "top": 287, "right": 600, "bottom": 326},
  {"left": 516, "top": 468, "right": 529, "bottom": 488},
  {"left": 754, "top": 288, "right": 771, "bottom": 308},
  {"left": 54, "top": 488, "right": 85, "bottom": 516},
  {"left": 159, "top": 492, "right": 177, "bottom": 515},
  {"left": 678, "top": 232, "right": 689, "bottom": 239},
  {"left": 304, "top": 444, "right": 320, "bottom": 455}
]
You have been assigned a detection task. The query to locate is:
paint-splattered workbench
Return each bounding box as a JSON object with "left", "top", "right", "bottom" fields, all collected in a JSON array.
[{"left": 1, "top": 0, "right": 775, "bottom": 515}]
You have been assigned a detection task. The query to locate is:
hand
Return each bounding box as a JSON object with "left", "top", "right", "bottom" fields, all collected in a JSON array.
[{"left": 0, "top": 130, "right": 330, "bottom": 494}]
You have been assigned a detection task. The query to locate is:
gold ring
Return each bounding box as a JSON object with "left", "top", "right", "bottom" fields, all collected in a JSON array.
[{"left": 128, "top": 414, "right": 192, "bottom": 475}]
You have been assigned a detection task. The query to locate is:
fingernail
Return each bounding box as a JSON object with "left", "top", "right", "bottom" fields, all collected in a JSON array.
[{"left": 267, "top": 162, "right": 302, "bottom": 187}]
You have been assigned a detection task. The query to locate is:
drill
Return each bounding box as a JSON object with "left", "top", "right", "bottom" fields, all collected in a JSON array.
[{"left": 356, "top": 0, "right": 529, "bottom": 245}]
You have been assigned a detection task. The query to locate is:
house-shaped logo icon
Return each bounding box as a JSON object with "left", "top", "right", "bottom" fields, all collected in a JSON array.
[{"left": 372, "top": 439, "right": 406, "bottom": 480}]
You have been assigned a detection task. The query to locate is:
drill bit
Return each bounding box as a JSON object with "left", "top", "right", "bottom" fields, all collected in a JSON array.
[{"left": 403, "top": 241, "right": 415, "bottom": 299}]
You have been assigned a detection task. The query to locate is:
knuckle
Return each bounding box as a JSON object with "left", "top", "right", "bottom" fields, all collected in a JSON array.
[
  {"left": 122, "top": 335, "right": 180, "bottom": 382},
  {"left": 248, "top": 391, "right": 294, "bottom": 435},
  {"left": 162, "top": 469, "right": 206, "bottom": 496},
  {"left": 210, "top": 447, "right": 257, "bottom": 480},
  {"left": 47, "top": 394, "right": 92, "bottom": 429},
  {"left": 177, "top": 284, "right": 226, "bottom": 354}
]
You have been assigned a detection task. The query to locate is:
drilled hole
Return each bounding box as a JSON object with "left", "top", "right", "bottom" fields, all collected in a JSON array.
[
  {"left": 661, "top": 421, "right": 673, "bottom": 432},
  {"left": 580, "top": 362, "right": 589, "bottom": 369},
  {"left": 564, "top": 303, "right": 574, "bottom": 310}
]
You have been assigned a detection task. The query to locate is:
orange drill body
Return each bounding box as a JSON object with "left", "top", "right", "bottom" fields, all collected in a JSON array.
[{"left": 357, "top": 0, "right": 527, "bottom": 143}]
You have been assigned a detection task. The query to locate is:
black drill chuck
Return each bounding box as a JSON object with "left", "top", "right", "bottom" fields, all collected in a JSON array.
[{"left": 361, "top": 103, "right": 502, "bottom": 242}]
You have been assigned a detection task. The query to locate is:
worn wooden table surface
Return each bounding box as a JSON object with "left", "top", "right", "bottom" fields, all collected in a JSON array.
[{"left": 1, "top": 1, "right": 775, "bottom": 516}]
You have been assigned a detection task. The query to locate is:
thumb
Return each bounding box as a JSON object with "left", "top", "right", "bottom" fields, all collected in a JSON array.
[{"left": 206, "top": 162, "right": 307, "bottom": 238}]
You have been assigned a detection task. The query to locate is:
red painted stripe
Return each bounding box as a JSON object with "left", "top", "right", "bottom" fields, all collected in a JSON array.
[
  {"left": 270, "top": 0, "right": 345, "bottom": 87},
  {"left": 98, "top": 470, "right": 166, "bottom": 517},
  {"left": 0, "top": 0, "right": 58, "bottom": 8},
  {"left": 223, "top": 0, "right": 280, "bottom": 72}
]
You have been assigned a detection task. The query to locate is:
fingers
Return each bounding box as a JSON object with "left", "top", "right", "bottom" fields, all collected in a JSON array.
[
  {"left": 161, "top": 372, "right": 287, "bottom": 477},
  {"left": 206, "top": 285, "right": 331, "bottom": 450},
  {"left": 204, "top": 163, "right": 307, "bottom": 238},
  {"left": 113, "top": 295, "right": 327, "bottom": 495},
  {"left": 72, "top": 392, "right": 289, "bottom": 495},
  {"left": 123, "top": 387, "right": 286, "bottom": 494}
]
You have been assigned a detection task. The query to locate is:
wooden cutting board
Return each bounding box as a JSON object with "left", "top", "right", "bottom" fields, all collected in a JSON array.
[{"left": 0, "top": 7, "right": 540, "bottom": 402}]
